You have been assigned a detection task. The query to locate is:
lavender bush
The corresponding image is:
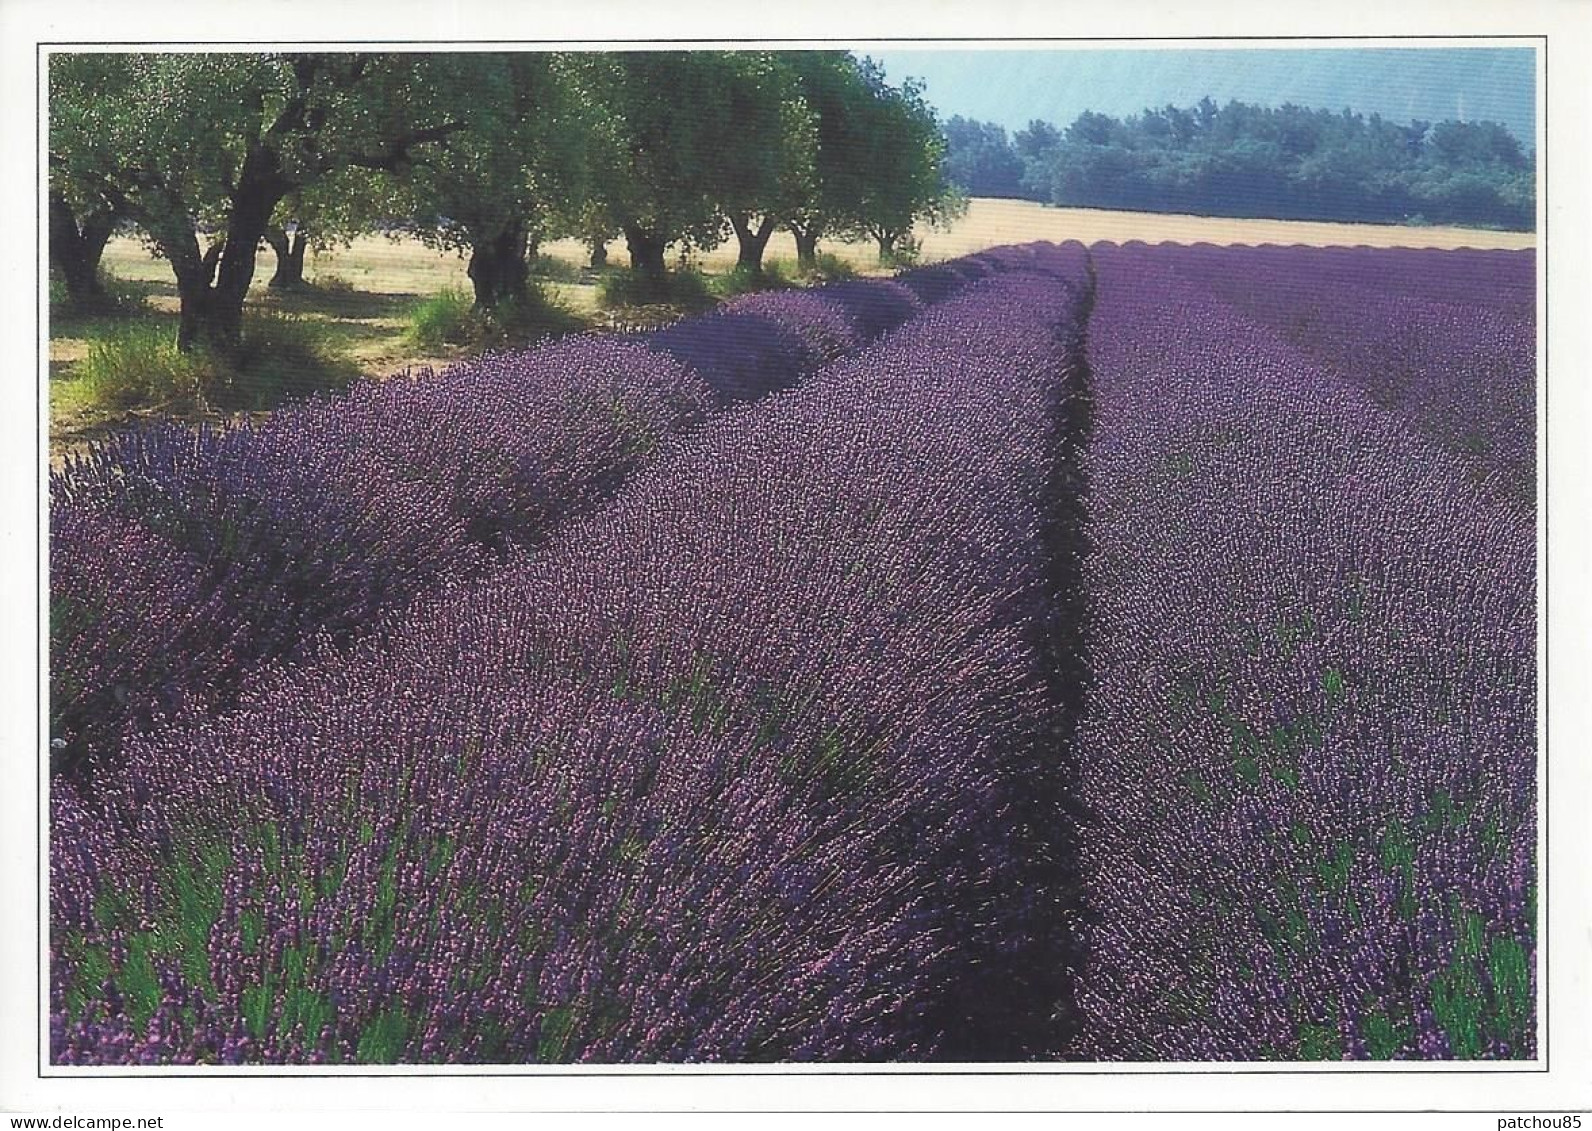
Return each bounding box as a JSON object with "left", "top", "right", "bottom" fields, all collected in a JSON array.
[
  {"left": 50, "top": 254, "right": 1026, "bottom": 781},
  {"left": 1067, "top": 244, "right": 1535, "bottom": 1061},
  {"left": 51, "top": 233, "right": 1529, "bottom": 1064},
  {"left": 52, "top": 252, "right": 1096, "bottom": 1063},
  {"left": 1153, "top": 243, "right": 1536, "bottom": 512}
]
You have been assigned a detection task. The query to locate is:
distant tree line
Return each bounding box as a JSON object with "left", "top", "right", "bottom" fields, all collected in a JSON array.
[
  {"left": 942, "top": 98, "right": 1534, "bottom": 231},
  {"left": 48, "top": 51, "right": 961, "bottom": 353}
]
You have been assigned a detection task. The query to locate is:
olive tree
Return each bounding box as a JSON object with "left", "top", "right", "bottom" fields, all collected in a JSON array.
[
  {"left": 845, "top": 58, "right": 963, "bottom": 262},
  {"left": 713, "top": 55, "right": 817, "bottom": 276},
  {"left": 781, "top": 52, "right": 875, "bottom": 270},
  {"left": 49, "top": 52, "right": 473, "bottom": 353},
  {"left": 572, "top": 52, "right": 773, "bottom": 290},
  {"left": 382, "top": 53, "right": 589, "bottom": 311},
  {"left": 781, "top": 53, "right": 958, "bottom": 268}
]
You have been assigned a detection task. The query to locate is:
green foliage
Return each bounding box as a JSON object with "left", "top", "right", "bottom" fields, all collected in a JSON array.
[
  {"left": 571, "top": 52, "right": 778, "bottom": 258},
  {"left": 596, "top": 267, "right": 716, "bottom": 314},
  {"left": 74, "top": 322, "right": 219, "bottom": 409},
  {"left": 50, "top": 53, "right": 483, "bottom": 350},
  {"left": 386, "top": 54, "right": 591, "bottom": 280},
  {"left": 878, "top": 234, "right": 924, "bottom": 268},
  {"left": 49, "top": 267, "right": 154, "bottom": 321},
  {"left": 982, "top": 96, "right": 1533, "bottom": 230},
  {"left": 356, "top": 1008, "right": 412, "bottom": 1063},
  {"left": 842, "top": 58, "right": 962, "bottom": 257},
  {"left": 222, "top": 312, "right": 360, "bottom": 408},
  {"left": 483, "top": 286, "right": 586, "bottom": 345},
  {"left": 528, "top": 253, "right": 584, "bottom": 283},
  {"left": 1424, "top": 902, "right": 1534, "bottom": 1059},
  {"left": 69, "top": 312, "right": 355, "bottom": 414},
  {"left": 117, "top": 932, "right": 164, "bottom": 1032},
  {"left": 782, "top": 53, "right": 888, "bottom": 256},
  {"left": 943, "top": 115, "right": 1026, "bottom": 197},
  {"left": 1295, "top": 1021, "right": 1342, "bottom": 1060},
  {"left": 799, "top": 252, "right": 857, "bottom": 283},
  {"left": 1487, "top": 935, "right": 1532, "bottom": 1052},
  {"left": 407, "top": 283, "right": 584, "bottom": 350},
  {"left": 309, "top": 272, "right": 358, "bottom": 294},
  {"left": 405, "top": 286, "right": 483, "bottom": 350},
  {"left": 1360, "top": 1005, "right": 1412, "bottom": 1059},
  {"left": 52, "top": 48, "right": 960, "bottom": 358},
  {"left": 712, "top": 259, "right": 797, "bottom": 299},
  {"left": 536, "top": 1005, "right": 577, "bottom": 1061}
]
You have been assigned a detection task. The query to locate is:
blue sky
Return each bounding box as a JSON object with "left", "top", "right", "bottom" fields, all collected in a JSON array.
[{"left": 864, "top": 47, "right": 1537, "bottom": 146}]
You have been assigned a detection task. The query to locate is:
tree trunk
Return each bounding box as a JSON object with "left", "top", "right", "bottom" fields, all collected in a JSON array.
[
  {"left": 171, "top": 238, "right": 227, "bottom": 354},
  {"left": 151, "top": 148, "right": 289, "bottom": 356},
  {"left": 264, "top": 226, "right": 309, "bottom": 290},
  {"left": 730, "top": 215, "right": 777, "bottom": 274},
  {"left": 587, "top": 236, "right": 608, "bottom": 270},
  {"left": 789, "top": 223, "right": 820, "bottom": 271},
  {"left": 466, "top": 220, "right": 531, "bottom": 311},
  {"left": 623, "top": 225, "right": 669, "bottom": 297},
  {"left": 49, "top": 193, "right": 117, "bottom": 308},
  {"left": 875, "top": 231, "right": 897, "bottom": 262},
  {"left": 196, "top": 151, "right": 288, "bottom": 355}
]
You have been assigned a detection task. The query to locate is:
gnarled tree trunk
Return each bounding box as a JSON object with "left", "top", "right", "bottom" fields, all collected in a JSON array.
[
  {"left": 264, "top": 225, "right": 309, "bottom": 290},
  {"left": 148, "top": 145, "right": 290, "bottom": 356},
  {"left": 788, "top": 221, "right": 821, "bottom": 271},
  {"left": 623, "top": 225, "right": 669, "bottom": 297},
  {"left": 730, "top": 214, "right": 777, "bottom": 274},
  {"left": 467, "top": 219, "right": 531, "bottom": 311},
  {"left": 206, "top": 157, "right": 281, "bottom": 354},
  {"left": 49, "top": 193, "right": 118, "bottom": 309},
  {"left": 170, "top": 238, "right": 227, "bottom": 354}
]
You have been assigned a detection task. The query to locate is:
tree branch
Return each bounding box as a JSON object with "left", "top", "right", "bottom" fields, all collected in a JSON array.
[{"left": 338, "top": 120, "right": 467, "bottom": 175}]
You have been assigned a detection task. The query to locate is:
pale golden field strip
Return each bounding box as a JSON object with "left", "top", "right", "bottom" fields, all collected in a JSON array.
[{"left": 915, "top": 198, "right": 1535, "bottom": 256}]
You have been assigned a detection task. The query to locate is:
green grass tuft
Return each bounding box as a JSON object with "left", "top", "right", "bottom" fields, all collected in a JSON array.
[
  {"left": 309, "top": 272, "right": 359, "bottom": 294},
  {"left": 711, "top": 259, "right": 798, "bottom": 299},
  {"left": 405, "top": 286, "right": 483, "bottom": 350},
  {"left": 482, "top": 286, "right": 586, "bottom": 346},
  {"left": 407, "top": 283, "right": 584, "bottom": 351},
  {"left": 64, "top": 309, "right": 357, "bottom": 416},
  {"left": 73, "top": 323, "right": 218, "bottom": 410},
  {"left": 800, "top": 252, "right": 857, "bottom": 283},
  {"left": 49, "top": 267, "right": 156, "bottom": 321},
  {"left": 219, "top": 311, "right": 360, "bottom": 409},
  {"left": 528, "top": 253, "right": 584, "bottom": 283},
  {"left": 597, "top": 267, "right": 717, "bottom": 314}
]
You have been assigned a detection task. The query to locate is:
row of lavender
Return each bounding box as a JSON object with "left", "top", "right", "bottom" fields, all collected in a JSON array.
[
  {"left": 50, "top": 249, "right": 1047, "bottom": 782},
  {"left": 51, "top": 248, "right": 1095, "bottom": 1063},
  {"left": 1147, "top": 242, "right": 1537, "bottom": 514},
  {"left": 1068, "top": 243, "right": 1536, "bottom": 1060}
]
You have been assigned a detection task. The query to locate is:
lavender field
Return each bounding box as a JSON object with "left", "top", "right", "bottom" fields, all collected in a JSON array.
[{"left": 47, "top": 239, "right": 1537, "bottom": 1064}]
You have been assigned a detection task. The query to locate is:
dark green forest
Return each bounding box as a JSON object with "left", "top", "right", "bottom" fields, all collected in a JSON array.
[{"left": 943, "top": 98, "right": 1534, "bottom": 230}]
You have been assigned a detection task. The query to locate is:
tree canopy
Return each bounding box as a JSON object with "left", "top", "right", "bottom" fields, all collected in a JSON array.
[
  {"left": 49, "top": 50, "right": 963, "bottom": 341},
  {"left": 50, "top": 53, "right": 476, "bottom": 349},
  {"left": 382, "top": 53, "right": 590, "bottom": 309},
  {"left": 941, "top": 97, "right": 1534, "bottom": 231}
]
